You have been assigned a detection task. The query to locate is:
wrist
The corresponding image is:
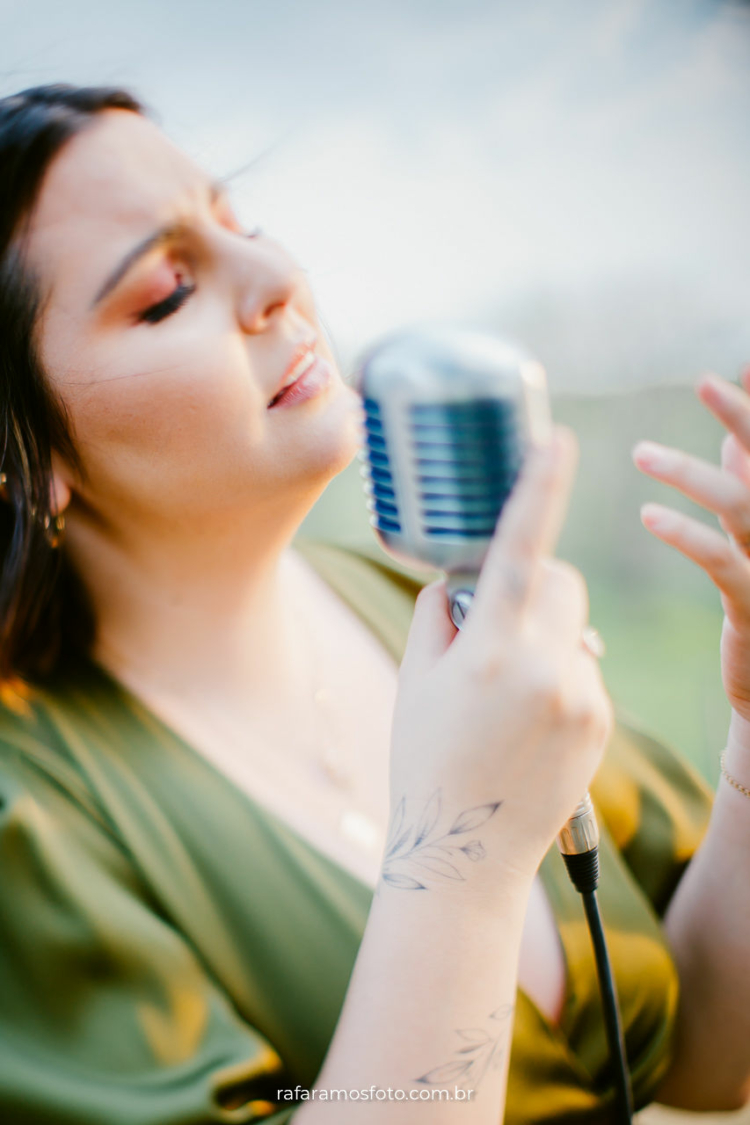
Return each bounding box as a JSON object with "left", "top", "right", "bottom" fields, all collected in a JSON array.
[
  {"left": 726, "top": 709, "right": 750, "bottom": 764},
  {"left": 712, "top": 741, "right": 750, "bottom": 850},
  {"left": 374, "top": 850, "right": 536, "bottom": 922},
  {"left": 382, "top": 788, "right": 538, "bottom": 906}
]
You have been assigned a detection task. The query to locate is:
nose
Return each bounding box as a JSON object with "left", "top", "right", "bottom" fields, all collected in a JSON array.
[{"left": 235, "top": 236, "right": 303, "bottom": 335}]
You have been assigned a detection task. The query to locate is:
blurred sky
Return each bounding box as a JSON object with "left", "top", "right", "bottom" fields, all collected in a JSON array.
[{"left": 2, "top": 0, "right": 749, "bottom": 390}]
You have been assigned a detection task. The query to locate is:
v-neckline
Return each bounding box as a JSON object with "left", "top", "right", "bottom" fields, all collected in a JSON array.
[{"left": 63, "top": 533, "right": 601, "bottom": 1087}]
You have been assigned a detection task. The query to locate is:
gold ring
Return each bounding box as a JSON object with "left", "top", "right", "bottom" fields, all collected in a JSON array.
[{"left": 581, "top": 625, "right": 605, "bottom": 659}]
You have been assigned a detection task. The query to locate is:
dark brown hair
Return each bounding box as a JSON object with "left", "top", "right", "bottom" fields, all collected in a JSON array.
[{"left": 0, "top": 83, "right": 149, "bottom": 687}]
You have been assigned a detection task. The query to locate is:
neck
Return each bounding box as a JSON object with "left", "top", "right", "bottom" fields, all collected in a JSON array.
[{"left": 64, "top": 495, "right": 323, "bottom": 725}]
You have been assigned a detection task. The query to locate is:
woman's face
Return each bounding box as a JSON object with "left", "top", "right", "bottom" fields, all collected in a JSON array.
[{"left": 25, "top": 108, "right": 361, "bottom": 532}]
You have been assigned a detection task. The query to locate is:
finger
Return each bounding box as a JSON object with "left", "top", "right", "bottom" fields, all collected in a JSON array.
[
  {"left": 721, "top": 432, "right": 750, "bottom": 491},
  {"left": 696, "top": 374, "right": 750, "bottom": 455},
  {"left": 640, "top": 502, "right": 750, "bottom": 614},
  {"left": 632, "top": 440, "right": 750, "bottom": 535},
  {"left": 527, "top": 558, "right": 589, "bottom": 650},
  {"left": 400, "top": 578, "right": 457, "bottom": 678},
  {"left": 469, "top": 425, "right": 579, "bottom": 628}
]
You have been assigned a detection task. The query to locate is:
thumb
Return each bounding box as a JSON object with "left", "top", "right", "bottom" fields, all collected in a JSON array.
[{"left": 400, "top": 578, "right": 457, "bottom": 679}]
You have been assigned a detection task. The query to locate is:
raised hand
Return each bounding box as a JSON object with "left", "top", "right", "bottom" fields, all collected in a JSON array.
[{"left": 633, "top": 370, "right": 750, "bottom": 723}]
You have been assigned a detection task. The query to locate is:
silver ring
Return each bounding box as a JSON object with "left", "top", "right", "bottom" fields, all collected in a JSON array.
[{"left": 581, "top": 625, "right": 606, "bottom": 659}]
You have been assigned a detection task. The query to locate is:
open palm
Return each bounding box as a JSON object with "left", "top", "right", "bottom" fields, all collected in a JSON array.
[{"left": 633, "top": 370, "right": 750, "bottom": 724}]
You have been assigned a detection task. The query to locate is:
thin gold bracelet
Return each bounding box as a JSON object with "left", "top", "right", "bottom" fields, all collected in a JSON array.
[{"left": 720, "top": 749, "right": 750, "bottom": 800}]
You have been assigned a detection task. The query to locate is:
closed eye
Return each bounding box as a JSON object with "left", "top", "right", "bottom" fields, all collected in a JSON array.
[
  {"left": 138, "top": 278, "right": 196, "bottom": 325},
  {"left": 136, "top": 228, "right": 263, "bottom": 326}
]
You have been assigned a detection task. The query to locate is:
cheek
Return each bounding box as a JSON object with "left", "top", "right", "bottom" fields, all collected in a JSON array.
[{"left": 63, "top": 331, "right": 265, "bottom": 485}]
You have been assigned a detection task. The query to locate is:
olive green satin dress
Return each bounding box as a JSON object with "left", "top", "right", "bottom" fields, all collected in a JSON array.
[{"left": 0, "top": 535, "right": 715, "bottom": 1124}]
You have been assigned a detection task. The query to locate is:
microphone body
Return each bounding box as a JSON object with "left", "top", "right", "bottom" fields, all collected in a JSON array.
[{"left": 354, "top": 324, "right": 599, "bottom": 863}]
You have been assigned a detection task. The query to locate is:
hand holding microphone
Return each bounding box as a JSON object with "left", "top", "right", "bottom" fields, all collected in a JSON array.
[
  {"left": 356, "top": 326, "right": 612, "bottom": 882},
  {"left": 387, "top": 424, "right": 613, "bottom": 881}
]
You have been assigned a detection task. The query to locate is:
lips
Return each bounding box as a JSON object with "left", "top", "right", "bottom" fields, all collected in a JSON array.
[{"left": 267, "top": 339, "right": 318, "bottom": 408}]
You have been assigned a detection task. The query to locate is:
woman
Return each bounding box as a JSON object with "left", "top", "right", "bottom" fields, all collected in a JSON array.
[{"left": 0, "top": 83, "right": 743, "bottom": 1124}]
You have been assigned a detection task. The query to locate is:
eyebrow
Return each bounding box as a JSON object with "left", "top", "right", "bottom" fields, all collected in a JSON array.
[{"left": 90, "top": 179, "right": 227, "bottom": 310}]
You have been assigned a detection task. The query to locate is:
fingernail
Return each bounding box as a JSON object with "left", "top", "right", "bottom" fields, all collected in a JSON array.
[
  {"left": 641, "top": 502, "right": 671, "bottom": 531},
  {"left": 698, "top": 372, "right": 725, "bottom": 397},
  {"left": 632, "top": 441, "right": 671, "bottom": 470}
]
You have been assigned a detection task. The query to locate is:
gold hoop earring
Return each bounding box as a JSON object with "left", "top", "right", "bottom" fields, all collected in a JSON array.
[{"left": 43, "top": 511, "right": 66, "bottom": 549}]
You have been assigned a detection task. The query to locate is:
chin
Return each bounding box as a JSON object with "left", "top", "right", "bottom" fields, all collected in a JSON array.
[
  {"left": 313, "top": 381, "right": 363, "bottom": 477},
  {"left": 280, "top": 379, "right": 363, "bottom": 488}
]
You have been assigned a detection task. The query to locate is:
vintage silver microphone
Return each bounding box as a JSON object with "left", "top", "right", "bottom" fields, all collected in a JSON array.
[
  {"left": 354, "top": 324, "right": 633, "bottom": 1124},
  {"left": 354, "top": 324, "right": 599, "bottom": 870}
]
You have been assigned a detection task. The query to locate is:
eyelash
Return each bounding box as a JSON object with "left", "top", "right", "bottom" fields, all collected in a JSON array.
[
  {"left": 137, "top": 227, "right": 262, "bottom": 326},
  {"left": 139, "top": 278, "right": 196, "bottom": 325}
]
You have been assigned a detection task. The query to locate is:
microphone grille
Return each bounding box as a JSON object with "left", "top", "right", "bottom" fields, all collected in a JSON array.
[
  {"left": 409, "top": 400, "right": 523, "bottom": 538},
  {"left": 361, "top": 395, "right": 523, "bottom": 540},
  {"left": 362, "top": 395, "right": 402, "bottom": 533},
  {"left": 355, "top": 324, "right": 551, "bottom": 574}
]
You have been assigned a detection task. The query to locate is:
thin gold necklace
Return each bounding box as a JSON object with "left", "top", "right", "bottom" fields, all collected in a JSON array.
[{"left": 294, "top": 588, "right": 383, "bottom": 857}]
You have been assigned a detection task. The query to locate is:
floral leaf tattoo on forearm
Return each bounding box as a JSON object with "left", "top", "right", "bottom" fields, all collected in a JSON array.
[
  {"left": 380, "top": 788, "right": 502, "bottom": 890},
  {"left": 415, "top": 1003, "right": 515, "bottom": 1093}
]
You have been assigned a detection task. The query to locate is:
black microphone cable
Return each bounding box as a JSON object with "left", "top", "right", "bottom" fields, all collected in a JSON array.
[{"left": 560, "top": 847, "right": 634, "bottom": 1124}]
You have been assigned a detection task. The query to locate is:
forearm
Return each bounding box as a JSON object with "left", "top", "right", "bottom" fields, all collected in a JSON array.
[
  {"left": 294, "top": 791, "right": 534, "bottom": 1124},
  {"left": 657, "top": 712, "right": 750, "bottom": 1112}
]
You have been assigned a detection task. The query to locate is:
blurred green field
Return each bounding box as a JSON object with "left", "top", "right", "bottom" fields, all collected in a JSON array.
[{"left": 302, "top": 383, "right": 733, "bottom": 791}]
